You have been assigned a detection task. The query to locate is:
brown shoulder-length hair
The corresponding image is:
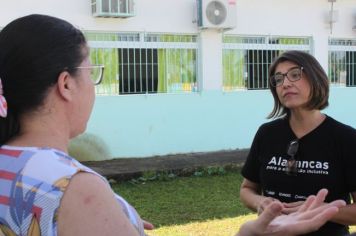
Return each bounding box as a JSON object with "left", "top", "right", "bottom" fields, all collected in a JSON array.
[{"left": 267, "top": 50, "right": 329, "bottom": 119}]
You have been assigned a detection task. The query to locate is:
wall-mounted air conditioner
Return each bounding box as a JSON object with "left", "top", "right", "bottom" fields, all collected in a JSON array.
[
  {"left": 91, "top": 0, "right": 135, "bottom": 18},
  {"left": 196, "top": 0, "right": 236, "bottom": 30}
]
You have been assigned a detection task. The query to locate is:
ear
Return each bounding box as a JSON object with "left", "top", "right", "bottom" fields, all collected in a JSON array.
[{"left": 57, "top": 71, "right": 75, "bottom": 102}]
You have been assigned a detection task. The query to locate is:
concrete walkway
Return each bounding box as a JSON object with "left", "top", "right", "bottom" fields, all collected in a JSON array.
[{"left": 84, "top": 149, "right": 249, "bottom": 180}]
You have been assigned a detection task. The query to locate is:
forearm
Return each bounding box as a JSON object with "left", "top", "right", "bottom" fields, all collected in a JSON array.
[
  {"left": 240, "top": 187, "right": 266, "bottom": 212},
  {"left": 330, "top": 203, "right": 356, "bottom": 225}
]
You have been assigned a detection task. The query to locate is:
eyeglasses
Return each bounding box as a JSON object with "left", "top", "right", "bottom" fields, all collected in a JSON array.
[
  {"left": 75, "top": 64, "right": 105, "bottom": 85},
  {"left": 286, "top": 139, "right": 299, "bottom": 176},
  {"left": 270, "top": 67, "right": 303, "bottom": 87}
]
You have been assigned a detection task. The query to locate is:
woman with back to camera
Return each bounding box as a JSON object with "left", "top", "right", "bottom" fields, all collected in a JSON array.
[
  {"left": 0, "top": 15, "right": 347, "bottom": 236},
  {"left": 240, "top": 50, "right": 356, "bottom": 236},
  {"left": 0, "top": 14, "right": 152, "bottom": 236}
]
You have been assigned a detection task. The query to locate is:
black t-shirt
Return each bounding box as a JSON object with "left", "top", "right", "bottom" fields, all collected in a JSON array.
[{"left": 241, "top": 115, "right": 356, "bottom": 236}]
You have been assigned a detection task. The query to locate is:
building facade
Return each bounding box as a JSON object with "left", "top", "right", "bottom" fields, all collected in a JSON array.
[{"left": 1, "top": 0, "right": 356, "bottom": 158}]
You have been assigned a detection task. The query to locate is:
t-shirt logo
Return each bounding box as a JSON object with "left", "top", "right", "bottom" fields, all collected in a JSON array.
[{"left": 266, "top": 156, "right": 329, "bottom": 175}]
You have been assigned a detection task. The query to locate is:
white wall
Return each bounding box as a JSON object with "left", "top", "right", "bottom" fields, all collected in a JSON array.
[
  {"left": 1, "top": 0, "right": 356, "bottom": 158},
  {"left": 1, "top": 0, "right": 356, "bottom": 90}
]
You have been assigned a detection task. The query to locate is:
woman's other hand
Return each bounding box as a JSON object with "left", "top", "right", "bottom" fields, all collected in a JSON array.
[{"left": 257, "top": 197, "right": 279, "bottom": 215}]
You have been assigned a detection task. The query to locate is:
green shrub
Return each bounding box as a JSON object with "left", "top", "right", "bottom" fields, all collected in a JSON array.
[{"left": 68, "top": 133, "right": 111, "bottom": 161}]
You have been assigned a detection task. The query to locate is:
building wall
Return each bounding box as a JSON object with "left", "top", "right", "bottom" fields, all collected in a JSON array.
[{"left": 1, "top": 0, "right": 356, "bottom": 158}]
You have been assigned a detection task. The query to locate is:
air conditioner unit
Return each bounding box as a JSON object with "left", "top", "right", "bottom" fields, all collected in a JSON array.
[
  {"left": 91, "top": 0, "right": 135, "bottom": 18},
  {"left": 196, "top": 0, "right": 236, "bottom": 30}
]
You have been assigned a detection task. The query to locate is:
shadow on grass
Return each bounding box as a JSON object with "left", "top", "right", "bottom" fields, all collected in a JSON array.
[{"left": 112, "top": 170, "right": 252, "bottom": 227}]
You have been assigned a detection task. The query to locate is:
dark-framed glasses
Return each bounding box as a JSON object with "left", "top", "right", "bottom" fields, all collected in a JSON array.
[
  {"left": 75, "top": 64, "right": 105, "bottom": 85},
  {"left": 286, "top": 139, "right": 299, "bottom": 176},
  {"left": 270, "top": 67, "right": 303, "bottom": 87}
]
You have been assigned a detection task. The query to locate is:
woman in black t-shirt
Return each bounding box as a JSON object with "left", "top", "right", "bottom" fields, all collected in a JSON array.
[{"left": 240, "top": 50, "right": 356, "bottom": 236}]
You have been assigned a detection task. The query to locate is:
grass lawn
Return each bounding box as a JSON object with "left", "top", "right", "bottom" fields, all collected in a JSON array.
[{"left": 112, "top": 169, "right": 356, "bottom": 236}]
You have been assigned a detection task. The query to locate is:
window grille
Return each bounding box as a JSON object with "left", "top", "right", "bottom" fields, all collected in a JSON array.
[
  {"left": 222, "top": 35, "right": 312, "bottom": 91},
  {"left": 91, "top": 0, "right": 135, "bottom": 18},
  {"left": 85, "top": 32, "right": 198, "bottom": 95},
  {"left": 328, "top": 38, "right": 356, "bottom": 87}
]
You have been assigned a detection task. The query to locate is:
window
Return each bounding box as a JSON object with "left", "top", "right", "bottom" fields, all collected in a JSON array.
[
  {"left": 85, "top": 32, "right": 198, "bottom": 95},
  {"left": 102, "top": 0, "right": 119, "bottom": 13},
  {"left": 91, "top": 0, "right": 135, "bottom": 17},
  {"left": 328, "top": 38, "right": 356, "bottom": 86},
  {"left": 222, "top": 35, "right": 312, "bottom": 90},
  {"left": 118, "top": 48, "right": 158, "bottom": 94}
]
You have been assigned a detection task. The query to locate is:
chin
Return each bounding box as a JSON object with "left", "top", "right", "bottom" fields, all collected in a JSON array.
[{"left": 282, "top": 101, "right": 301, "bottom": 109}]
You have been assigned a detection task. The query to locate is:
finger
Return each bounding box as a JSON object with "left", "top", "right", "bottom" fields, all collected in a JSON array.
[
  {"left": 283, "top": 201, "right": 304, "bottom": 208},
  {"left": 297, "top": 195, "right": 315, "bottom": 213},
  {"left": 297, "top": 189, "right": 327, "bottom": 213},
  {"left": 258, "top": 197, "right": 277, "bottom": 215},
  {"left": 255, "top": 202, "right": 283, "bottom": 229},
  {"left": 261, "top": 197, "right": 276, "bottom": 207},
  {"left": 281, "top": 205, "right": 301, "bottom": 215},
  {"left": 142, "top": 220, "right": 154, "bottom": 230},
  {"left": 297, "top": 200, "right": 346, "bottom": 220},
  {"left": 308, "top": 189, "right": 328, "bottom": 210},
  {"left": 283, "top": 201, "right": 304, "bottom": 214},
  {"left": 328, "top": 199, "right": 346, "bottom": 208}
]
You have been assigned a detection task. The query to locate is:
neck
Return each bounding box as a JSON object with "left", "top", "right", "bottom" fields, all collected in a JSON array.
[
  {"left": 6, "top": 110, "right": 70, "bottom": 153},
  {"left": 288, "top": 109, "right": 325, "bottom": 139}
]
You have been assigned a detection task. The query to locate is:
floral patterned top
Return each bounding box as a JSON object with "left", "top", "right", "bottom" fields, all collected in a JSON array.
[{"left": 0, "top": 145, "right": 145, "bottom": 236}]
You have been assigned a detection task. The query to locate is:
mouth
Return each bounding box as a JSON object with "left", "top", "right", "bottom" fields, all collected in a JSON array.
[{"left": 283, "top": 92, "right": 297, "bottom": 98}]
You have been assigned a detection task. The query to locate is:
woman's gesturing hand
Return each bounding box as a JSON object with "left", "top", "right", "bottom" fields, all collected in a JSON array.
[{"left": 236, "top": 189, "right": 346, "bottom": 236}]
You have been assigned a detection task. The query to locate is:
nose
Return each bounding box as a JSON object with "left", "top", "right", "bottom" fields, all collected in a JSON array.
[{"left": 282, "top": 75, "right": 293, "bottom": 87}]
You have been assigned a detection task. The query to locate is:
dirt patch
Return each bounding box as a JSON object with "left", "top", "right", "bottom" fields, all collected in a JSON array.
[{"left": 83, "top": 149, "right": 249, "bottom": 180}]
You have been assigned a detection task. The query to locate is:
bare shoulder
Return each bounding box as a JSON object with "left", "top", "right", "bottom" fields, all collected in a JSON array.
[{"left": 57, "top": 172, "right": 139, "bottom": 236}]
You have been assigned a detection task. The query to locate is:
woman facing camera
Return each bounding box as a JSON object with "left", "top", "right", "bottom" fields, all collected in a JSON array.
[{"left": 240, "top": 50, "right": 356, "bottom": 236}]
